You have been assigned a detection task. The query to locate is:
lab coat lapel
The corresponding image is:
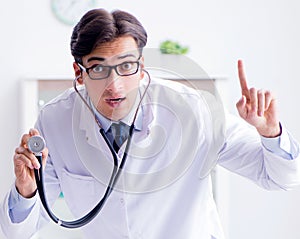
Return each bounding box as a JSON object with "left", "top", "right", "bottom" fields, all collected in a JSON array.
[{"left": 72, "top": 90, "right": 117, "bottom": 185}]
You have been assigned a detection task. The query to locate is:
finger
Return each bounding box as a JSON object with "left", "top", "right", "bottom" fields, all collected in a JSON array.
[
  {"left": 236, "top": 95, "right": 247, "bottom": 118},
  {"left": 249, "top": 88, "right": 258, "bottom": 114},
  {"left": 41, "top": 148, "right": 49, "bottom": 169},
  {"left": 15, "top": 146, "right": 41, "bottom": 169},
  {"left": 29, "top": 128, "right": 40, "bottom": 137},
  {"left": 257, "top": 89, "right": 265, "bottom": 116},
  {"left": 20, "top": 134, "right": 30, "bottom": 148},
  {"left": 238, "top": 59, "right": 250, "bottom": 98},
  {"left": 14, "top": 153, "right": 35, "bottom": 170},
  {"left": 264, "top": 90, "right": 273, "bottom": 110}
]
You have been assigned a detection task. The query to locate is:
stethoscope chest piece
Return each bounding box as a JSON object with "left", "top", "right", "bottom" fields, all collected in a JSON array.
[{"left": 28, "top": 135, "right": 46, "bottom": 154}]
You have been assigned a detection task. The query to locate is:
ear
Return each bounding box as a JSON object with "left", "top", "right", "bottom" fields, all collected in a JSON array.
[
  {"left": 73, "top": 62, "right": 83, "bottom": 85},
  {"left": 139, "top": 56, "right": 145, "bottom": 79}
]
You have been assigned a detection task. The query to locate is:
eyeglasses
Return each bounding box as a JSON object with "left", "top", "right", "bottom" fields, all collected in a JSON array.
[{"left": 77, "top": 60, "right": 140, "bottom": 80}]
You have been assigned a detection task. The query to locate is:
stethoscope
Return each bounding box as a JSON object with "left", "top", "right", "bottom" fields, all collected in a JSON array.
[{"left": 28, "top": 69, "right": 151, "bottom": 228}]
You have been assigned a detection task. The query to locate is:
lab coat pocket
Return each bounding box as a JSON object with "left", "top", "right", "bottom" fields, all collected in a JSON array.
[{"left": 60, "top": 169, "right": 105, "bottom": 217}]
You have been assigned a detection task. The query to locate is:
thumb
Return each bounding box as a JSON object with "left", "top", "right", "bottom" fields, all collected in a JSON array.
[
  {"left": 41, "top": 147, "right": 49, "bottom": 170},
  {"left": 236, "top": 95, "right": 247, "bottom": 118},
  {"left": 29, "top": 128, "right": 40, "bottom": 136}
]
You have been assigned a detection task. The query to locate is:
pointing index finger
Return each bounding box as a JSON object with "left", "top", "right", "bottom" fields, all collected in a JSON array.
[{"left": 238, "top": 59, "right": 250, "bottom": 98}]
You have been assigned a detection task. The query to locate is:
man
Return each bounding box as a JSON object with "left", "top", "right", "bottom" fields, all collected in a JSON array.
[{"left": 1, "top": 8, "right": 299, "bottom": 239}]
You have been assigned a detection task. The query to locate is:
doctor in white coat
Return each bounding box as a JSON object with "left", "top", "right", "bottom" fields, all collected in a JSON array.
[{"left": 1, "top": 8, "right": 300, "bottom": 239}]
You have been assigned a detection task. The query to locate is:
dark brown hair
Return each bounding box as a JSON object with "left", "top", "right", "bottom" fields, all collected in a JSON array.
[{"left": 70, "top": 8, "right": 147, "bottom": 63}]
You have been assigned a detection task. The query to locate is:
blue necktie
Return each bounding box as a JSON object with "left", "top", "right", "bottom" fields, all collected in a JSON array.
[{"left": 108, "top": 122, "right": 130, "bottom": 153}]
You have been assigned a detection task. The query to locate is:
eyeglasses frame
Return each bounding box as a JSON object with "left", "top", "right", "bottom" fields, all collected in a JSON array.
[{"left": 76, "top": 56, "right": 142, "bottom": 80}]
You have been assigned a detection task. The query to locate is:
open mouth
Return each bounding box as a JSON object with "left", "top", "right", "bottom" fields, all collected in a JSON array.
[
  {"left": 105, "top": 97, "right": 126, "bottom": 108},
  {"left": 106, "top": 97, "right": 125, "bottom": 102}
]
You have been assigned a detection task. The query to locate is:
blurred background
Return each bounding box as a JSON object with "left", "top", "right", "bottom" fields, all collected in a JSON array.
[{"left": 1, "top": 0, "right": 300, "bottom": 238}]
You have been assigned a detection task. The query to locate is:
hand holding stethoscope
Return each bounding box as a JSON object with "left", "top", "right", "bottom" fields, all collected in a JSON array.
[
  {"left": 14, "top": 129, "right": 48, "bottom": 199},
  {"left": 14, "top": 119, "right": 129, "bottom": 228}
]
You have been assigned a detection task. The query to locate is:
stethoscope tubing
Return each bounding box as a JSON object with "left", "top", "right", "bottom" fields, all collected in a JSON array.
[{"left": 34, "top": 70, "right": 151, "bottom": 228}]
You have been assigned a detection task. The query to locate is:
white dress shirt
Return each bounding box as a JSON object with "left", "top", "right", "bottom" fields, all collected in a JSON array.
[{"left": 1, "top": 77, "right": 300, "bottom": 239}]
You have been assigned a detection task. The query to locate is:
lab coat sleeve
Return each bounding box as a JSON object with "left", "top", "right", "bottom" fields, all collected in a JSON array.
[
  {"left": 260, "top": 125, "right": 299, "bottom": 160},
  {"left": 0, "top": 154, "right": 61, "bottom": 239},
  {"left": 8, "top": 185, "right": 37, "bottom": 223},
  {"left": 0, "top": 190, "right": 44, "bottom": 239},
  {"left": 218, "top": 113, "right": 300, "bottom": 190},
  {"left": 0, "top": 123, "right": 62, "bottom": 238}
]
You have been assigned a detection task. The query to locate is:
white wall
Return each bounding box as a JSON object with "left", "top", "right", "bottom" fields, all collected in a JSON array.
[{"left": 1, "top": 0, "right": 300, "bottom": 238}]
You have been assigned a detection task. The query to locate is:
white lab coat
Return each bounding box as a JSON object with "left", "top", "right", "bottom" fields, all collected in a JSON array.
[{"left": 1, "top": 77, "right": 300, "bottom": 239}]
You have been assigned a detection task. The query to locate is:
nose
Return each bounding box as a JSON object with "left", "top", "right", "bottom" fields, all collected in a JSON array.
[{"left": 105, "top": 69, "right": 123, "bottom": 91}]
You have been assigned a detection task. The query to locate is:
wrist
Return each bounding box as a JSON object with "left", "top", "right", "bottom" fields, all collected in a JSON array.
[
  {"left": 258, "top": 122, "right": 282, "bottom": 138},
  {"left": 15, "top": 181, "right": 37, "bottom": 199}
]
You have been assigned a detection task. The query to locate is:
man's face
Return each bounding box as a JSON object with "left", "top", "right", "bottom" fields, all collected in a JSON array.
[{"left": 75, "top": 36, "right": 144, "bottom": 121}]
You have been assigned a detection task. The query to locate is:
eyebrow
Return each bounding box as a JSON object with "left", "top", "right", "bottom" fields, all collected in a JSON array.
[
  {"left": 87, "top": 53, "right": 137, "bottom": 63},
  {"left": 87, "top": 57, "right": 105, "bottom": 62},
  {"left": 117, "top": 53, "right": 137, "bottom": 59}
]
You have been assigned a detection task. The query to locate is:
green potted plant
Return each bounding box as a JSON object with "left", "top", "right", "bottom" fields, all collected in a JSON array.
[{"left": 159, "top": 40, "right": 189, "bottom": 55}]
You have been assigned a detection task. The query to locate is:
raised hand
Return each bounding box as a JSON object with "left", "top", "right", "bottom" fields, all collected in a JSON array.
[{"left": 236, "top": 60, "right": 281, "bottom": 137}]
